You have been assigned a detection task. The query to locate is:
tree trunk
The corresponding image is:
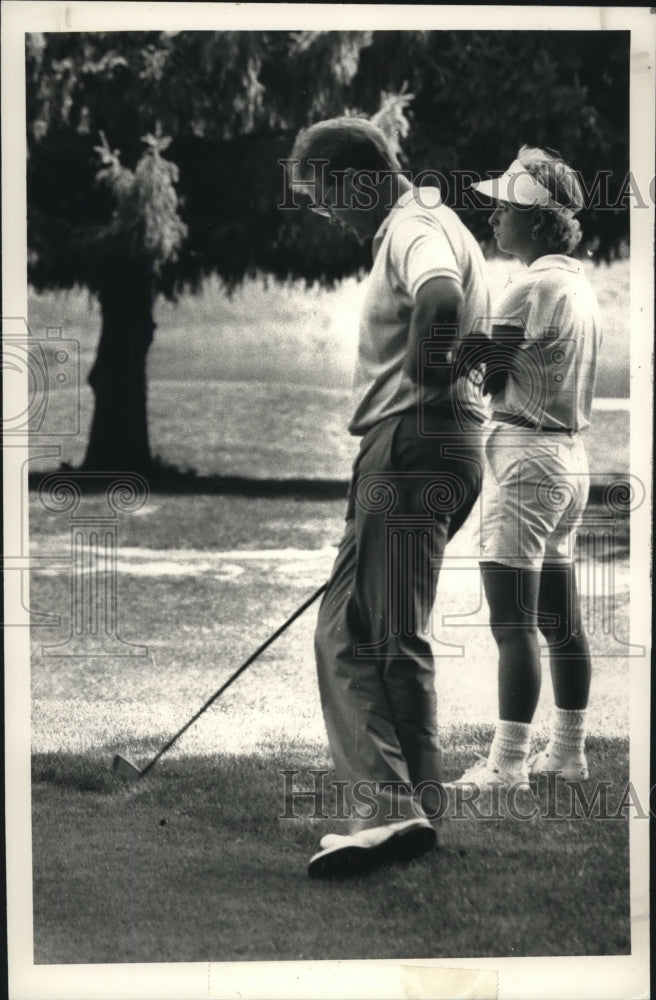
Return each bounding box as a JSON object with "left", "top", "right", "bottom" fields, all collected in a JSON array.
[{"left": 82, "top": 267, "right": 156, "bottom": 475}]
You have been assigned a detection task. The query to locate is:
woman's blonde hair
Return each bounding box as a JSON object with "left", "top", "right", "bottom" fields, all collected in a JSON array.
[{"left": 518, "top": 145, "right": 583, "bottom": 254}]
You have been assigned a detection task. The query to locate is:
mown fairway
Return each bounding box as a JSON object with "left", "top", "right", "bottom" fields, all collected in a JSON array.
[
  {"left": 29, "top": 491, "right": 634, "bottom": 964},
  {"left": 27, "top": 258, "right": 630, "bottom": 479},
  {"left": 26, "top": 261, "right": 638, "bottom": 964},
  {"left": 32, "top": 742, "right": 631, "bottom": 964}
]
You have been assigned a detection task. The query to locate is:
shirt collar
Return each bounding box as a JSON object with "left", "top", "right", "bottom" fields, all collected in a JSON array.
[
  {"left": 528, "top": 254, "right": 581, "bottom": 273},
  {"left": 373, "top": 186, "right": 443, "bottom": 247}
]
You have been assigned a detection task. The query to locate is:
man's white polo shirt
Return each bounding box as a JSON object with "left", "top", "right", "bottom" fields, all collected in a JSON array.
[{"left": 348, "top": 186, "right": 491, "bottom": 436}]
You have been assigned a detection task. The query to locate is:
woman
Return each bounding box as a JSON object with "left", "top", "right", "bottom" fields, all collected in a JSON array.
[{"left": 453, "top": 146, "right": 601, "bottom": 791}]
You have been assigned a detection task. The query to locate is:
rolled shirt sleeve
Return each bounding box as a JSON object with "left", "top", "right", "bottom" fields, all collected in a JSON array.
[
  {"left": 388, "top": 218, "right": 462, "bottom": 300},
  {"left": 348, "top": 189, "right": 491, "bottom": 435}
]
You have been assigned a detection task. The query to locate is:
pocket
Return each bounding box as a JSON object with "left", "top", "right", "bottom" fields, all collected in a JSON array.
[
  {"left": 389, "top": 414, "right": 421, "bottom": 473},
  {"left": 485, "top": 427, "right": 522, "bottom": 485}
]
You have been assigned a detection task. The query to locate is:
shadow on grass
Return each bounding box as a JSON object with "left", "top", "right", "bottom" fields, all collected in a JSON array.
[
  {"left": 27, "top": 467, "right": 630, "bottom": 563},
  {"left": 32, "top": 753, "right": 119, "bottom": 794},
  {"left": 28, "top": 466, "right": 631, "bottom": 509},
  {"left": 31, "top": 739, "right": 631, "bottom": 963},
  {"left": 28, "top": 465, "right": 350, "bottom": 500}
]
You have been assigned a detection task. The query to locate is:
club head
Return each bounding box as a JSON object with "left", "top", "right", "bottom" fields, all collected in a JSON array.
[{"left": 112, "top": 753, "right": 142, "bottom": 781}]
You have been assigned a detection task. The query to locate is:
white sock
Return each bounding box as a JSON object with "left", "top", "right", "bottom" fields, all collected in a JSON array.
[
  {"left": 548, "top": 708, "right": 587, "bottom": 760},
  {"left": 488, "top": 720, "right": 531, "bottom": 773}
]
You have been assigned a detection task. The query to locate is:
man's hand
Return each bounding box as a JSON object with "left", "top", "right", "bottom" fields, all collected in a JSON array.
[
  {"left": 403, "top": 276, "right": 463, "bottom": 388},
  {"left": 455, "top": 325, "right": 527, "bottom": 396},
  {"left": 490, "top": 323, "right": 526, "bottom": 346}
]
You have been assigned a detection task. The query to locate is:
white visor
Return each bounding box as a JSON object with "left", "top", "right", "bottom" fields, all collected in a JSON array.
[{"left": 472, "top": 159, "right": 575, "bottom": 216}]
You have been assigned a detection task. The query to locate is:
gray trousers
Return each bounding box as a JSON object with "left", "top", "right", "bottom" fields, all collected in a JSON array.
[{"left": 315, "top": 411, "right": 483, "bottom": 832}]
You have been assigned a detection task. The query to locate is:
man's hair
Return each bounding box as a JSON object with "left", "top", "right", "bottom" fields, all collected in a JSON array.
[
  {"left": 290, "top": 116, "right": 402, "bottom": 180},
  {"left": 518, "top": 145, "right": 584, "bottom": 254}
]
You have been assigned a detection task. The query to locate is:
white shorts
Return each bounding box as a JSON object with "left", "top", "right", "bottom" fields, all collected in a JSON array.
[{"left": 478, "top": 423, "right": 590, "bottom": 569}]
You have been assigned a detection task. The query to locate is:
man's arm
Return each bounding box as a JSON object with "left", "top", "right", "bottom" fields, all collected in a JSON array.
[
  {"left": 403, "top": 275, "right": 463, "bottom": 386},
  {"left": 455, "top": 323, "right": 527, "bottom": 395}
]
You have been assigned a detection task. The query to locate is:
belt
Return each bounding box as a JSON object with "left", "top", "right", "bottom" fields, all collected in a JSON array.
[{"left": 492, "top": 413, "right": 576, "bottom": 434}]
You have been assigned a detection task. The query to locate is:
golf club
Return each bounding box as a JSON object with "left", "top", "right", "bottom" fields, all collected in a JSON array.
[{"left": 112, "top": 581, "right": 328, "bottom": 781}]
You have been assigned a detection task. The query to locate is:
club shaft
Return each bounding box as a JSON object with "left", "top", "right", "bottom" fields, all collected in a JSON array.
[{"left": 138, "top": 582, "right": 328, "bottom": 777}]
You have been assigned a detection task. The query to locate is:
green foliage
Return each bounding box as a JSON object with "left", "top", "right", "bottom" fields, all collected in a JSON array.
[
  {"left": 93, "top": 130, "right": 187, "bottom": 273},
  {"left": 26, "top": 30, "right": 377, "bottom": 295},
  {"left": 351, "top": 30, "right": 630, "bottom": 259},
  {"left": 27, "top": 29, "right": 630, "bottom": 300},
  {"left": 369, "top": 86, "right": 414, "bottom": 159}
]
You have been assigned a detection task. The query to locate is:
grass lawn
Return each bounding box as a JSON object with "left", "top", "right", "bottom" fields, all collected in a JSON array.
[
  {"left": 29, "top": 534, "right": 632, "bottom": 753},
  {"left": 26, "top": 256, "right": 631, "bottom": 396},
  {"left": 26, "top": 258, "right": 629, "bottom": 478},
  {"left": 32, "top": 741, "right": 631, "bottom": 965},
  {"left": 21, "top": 259, "right": 640, "bottom": 969},
  {"left": 27, "top": 484, "right": 635, "bottom": 963},
  {"left": 24, "top": 373, "right": 630, "bottom": 482}
]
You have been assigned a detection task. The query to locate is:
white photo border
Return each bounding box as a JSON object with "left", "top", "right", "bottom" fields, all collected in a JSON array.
[{"left": 3, "top": 4, "right": 652, "bottom": 999}]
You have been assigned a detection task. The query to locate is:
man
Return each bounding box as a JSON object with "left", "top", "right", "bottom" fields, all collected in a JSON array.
[{"left": 287, "top": 117, "right": 491, "bottom": 877}]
